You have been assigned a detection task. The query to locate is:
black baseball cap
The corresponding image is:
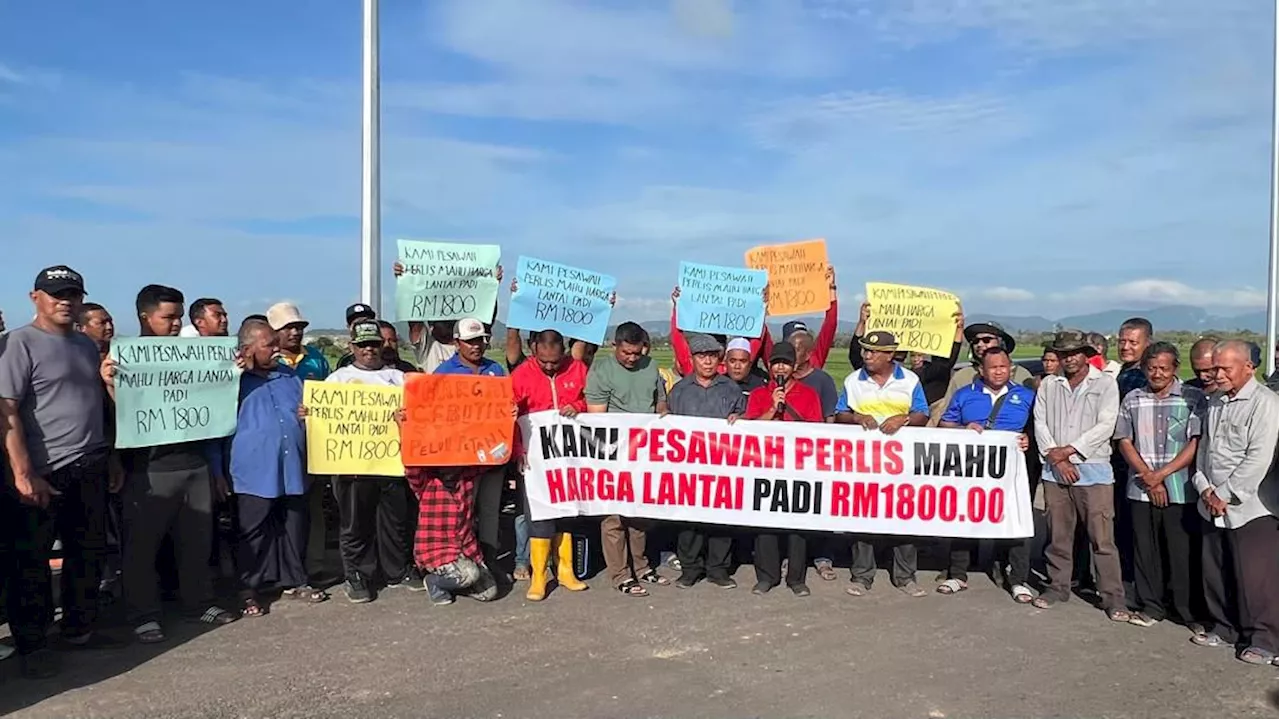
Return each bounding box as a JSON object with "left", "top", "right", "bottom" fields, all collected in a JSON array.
[
  {"left": 34, "top": 265, "right": 86, "bottom": 296},
  {"left": 782, "top": 320, "right": 810, "bottom": 338},
  {"left": 768, "top": 341, "right": 797, "bottom": 366},
  {"left": 345, "top": 303, "right": 376, "bottom": 324}
]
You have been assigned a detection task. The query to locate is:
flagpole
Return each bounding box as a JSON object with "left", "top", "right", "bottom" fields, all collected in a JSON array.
[
  {"left": 1267, "top": 0, "right": 1280, "bottom": 376},
  {"left": 360, "top": 0, "right": 382, "bottom": 314}
]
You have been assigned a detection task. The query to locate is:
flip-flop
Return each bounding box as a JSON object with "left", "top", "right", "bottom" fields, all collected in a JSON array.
[
  {"left": 845, "top": 583, "right": 870, "bottom": 597},
  {"left": 617, "top": 579, "right": 649, "bottom": 597},
  {"left": 1010, "top": 584, "right": 1035, "bottom": 604},
  {"left": 638, "top": 569, "right": 670, "bottom": 586},
  {"left": 936, "top": 579, "right": 968, "bottom": 595},
  {"left": 282, "top": 586, "right": 329, "bottom": 604},
  {"left": 134, "top": 622, "right": 165, "bottom": 645},
  {"left": 1238, "top": 647, "right": 1278, "bottom": 666},
  {"left": 815, "top": 561, "right": 838, "bottom": 582},
  {"left": 1106, "top": 608, "right": 1133, "bottom": 623}
]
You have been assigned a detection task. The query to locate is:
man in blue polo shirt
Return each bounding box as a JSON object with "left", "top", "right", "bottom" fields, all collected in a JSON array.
[
  {"left": 431, "top": 317, "right": 507, "bottom": 565},
  {"left": 938, "top": 346, "right": 1035, "bottom": 602},
  {"left": 834, "top": 330, "right": 931, "bottom": 598}
]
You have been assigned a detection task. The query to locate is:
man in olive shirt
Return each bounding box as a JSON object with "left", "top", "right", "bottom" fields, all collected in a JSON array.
[{"left": 586, "top": 322, "right": 669, "bottom": 597}]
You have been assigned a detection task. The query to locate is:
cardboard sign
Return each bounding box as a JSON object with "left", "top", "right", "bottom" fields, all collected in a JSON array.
[
  {"left": 675, "top": 261, "right": 768, "bottom": 336},
  {"left": 395, "top": 239, "right": 501, "bottom": 322},
  {"left": 303, "top": 381, "right": 405, "bottom": 476},
  {"left": 401, "top": 374, "right": 515, "bottom": 467},
  {"left": 865, "top": 282, "right": 961, "bottom": 357},
  {"left": 744, "top": 239, "right": 830, "bottom": 316},
  {"left": 506, "top": 256, "right": 616, "bottom": 345},
  {"left": 111, "top": 338, "right": 240, "bottom": 449}
]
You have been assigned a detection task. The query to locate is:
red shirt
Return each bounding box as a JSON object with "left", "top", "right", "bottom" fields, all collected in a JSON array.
[
  {"left": 745, "top": 381, "right": 823, "bottom": 422},
  {"left": 512, "top": 357, "right": 589, "bottom": 458}
]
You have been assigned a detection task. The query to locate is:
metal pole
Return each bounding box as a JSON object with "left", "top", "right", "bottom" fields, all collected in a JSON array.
[{"left": 360, "top": 0, "right": 382, "bottom": 313}]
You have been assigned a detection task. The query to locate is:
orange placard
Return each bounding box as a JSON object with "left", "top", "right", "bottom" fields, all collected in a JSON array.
[
  {"left": 401, "top": 374, "right": 515, "bottom": 467},
  {"left": 744, "top": 238, "right": 831, "bottom": 317}
]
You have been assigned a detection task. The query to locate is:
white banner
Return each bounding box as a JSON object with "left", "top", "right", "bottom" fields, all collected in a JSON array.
[{"left": 520, "top": 411, "right": 1034, "bottom": 539}]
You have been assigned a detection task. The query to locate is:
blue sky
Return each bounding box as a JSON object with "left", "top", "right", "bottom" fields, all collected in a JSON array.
[{"left": 0, "top": 0, "right": 1273, "bottom": 329}]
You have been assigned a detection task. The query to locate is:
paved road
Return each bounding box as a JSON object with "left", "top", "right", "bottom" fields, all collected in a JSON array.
[{"left": 1, "top": 564, "right": 1275, "bottom": 719}]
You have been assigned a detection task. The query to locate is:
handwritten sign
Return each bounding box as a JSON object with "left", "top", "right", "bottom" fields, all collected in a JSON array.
[
  {"left": 506, "top": 256, "right": 616, "bottom": 345},
  {"left": 676, "top": 261, "right": 767, "bottom": 336},
  {"left": 865, "top": 282, "right": 961, "bottom": 357},
  {"left": 395, "top": 239, "right": 501, "bottom": 322},
  {"left": 303, "top": 381, "right": 405, "bottom": 476},
  {"left": 745, "top": 239, "right": 830, "bottom": 316},
  {"left": 401, "top": 374, "right": 515, "bottom": 467},
  {"left": 111, "top": 338, "right": 240, "bottom": 449}
]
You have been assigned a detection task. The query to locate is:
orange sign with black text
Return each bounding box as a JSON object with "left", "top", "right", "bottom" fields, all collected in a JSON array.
[{"left": 401, "top": 374, "right": 515, "bottom": 467}]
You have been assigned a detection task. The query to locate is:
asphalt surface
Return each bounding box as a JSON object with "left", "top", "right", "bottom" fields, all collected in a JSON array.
[{"left": 1, "top": 558, "right": 1276, "bottom": 719}]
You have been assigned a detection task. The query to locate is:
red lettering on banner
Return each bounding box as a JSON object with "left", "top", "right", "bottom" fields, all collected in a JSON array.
[
  {"left": 795, "top": 437, "right": 815, "bottom": 469},
  {"left": 763, "top": 436, "right": 783, "bottom": 468},
  {"left": 627, "top": 428, "right": 647, "bottom": 461},
  {"left": 713, "top": 476, "right": 735, "bottom": 509},
  {"left": 617, "top": 471, "right": 635, "bottom": 503},
  {"left": 831, "top": 481, "right": 849, "bottom": 515},
  {"left": 658, "top": 472, "right": 676, "bottom": 504},
  {"left": 547, "top": 470, "right": 566, "bottom": 504},
  {"left": 708, "top": 433, "right": 742, "bottom": 466},
  {"left": 832, "top": 439, "right": 853, "bottom": 472},
  {"left": 853, "top": 481, "right": 879, "bottom": 517},
  {"left": 678, "top": 473, "right": 696, "bottom": 505},
  {"left": 883, "top": 441, "right": 903, "bottom": 474},
  {"left": 687, "top": 433, "right": 708, "bottom": 464},
  {"left": 735, "top": 476, "right": 744, "bottom": 509}
]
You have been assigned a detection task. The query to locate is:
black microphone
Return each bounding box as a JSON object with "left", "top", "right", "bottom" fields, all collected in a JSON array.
[{"left": 774, "top": 374, "right": 787, "bottom": 412}]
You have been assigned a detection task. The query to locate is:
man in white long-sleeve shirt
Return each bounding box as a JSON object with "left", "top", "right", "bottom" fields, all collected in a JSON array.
[
  {"left": 1031, "top": 330, "right": 1128, "bottom": 620},
  {"left": 1190, "top": 340, "right": 1279, "bottom": 666}
]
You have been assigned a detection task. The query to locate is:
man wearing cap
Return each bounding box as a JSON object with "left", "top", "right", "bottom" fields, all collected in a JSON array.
[
  {"left": 939, "top": 345, "right": 1036, "bottom": 601},
  {"left": 334, "top": 304, "right": 378, "bottom": 371},
  {"left": 315, "top": 320, "right": 418, "bottom": 604},
  {"left": 0, "top": 266, "right": 123, "bottom": 676},
  {"left": 745, "top": 341, "right": 822, "bottom": 596},
  {"left": 851, "top": 302, "right": 964, "bottom": 420},
  {"left": 587, "top": 321, "right": 670, "bottom": 597},
  {"left": 1031, "top": 330, "right": 1128, "bottom": 620},
  {"left": 267, "top": 301, "right": 333, "bottom": 585},
  {"left": 724, "top": 336, "right": 768, "bottom": 399},
  {"left": 666, "top": 333, "right": 746, "bottom": 589},
  {"left": 936, "top": 320, "right": 1032, "bottom": 426},
  {"left": 835, "top": 330, "right": 931, "bottom": 597},
  {"left": 433, "top": 317, "right": 508, "bottom": 566}
]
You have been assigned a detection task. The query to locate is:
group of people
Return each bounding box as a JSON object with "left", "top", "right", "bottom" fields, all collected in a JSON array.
[{"left": 0, "top": 260, "right": 1276, "bottom": 683}]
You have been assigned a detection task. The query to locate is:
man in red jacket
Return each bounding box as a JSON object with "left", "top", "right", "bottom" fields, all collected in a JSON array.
[
  {"left": 744, "top": 342, "right": 823, "bottom": 597},
  {"left": 511, "top": 329, "right": 590, "bottom": 602}
]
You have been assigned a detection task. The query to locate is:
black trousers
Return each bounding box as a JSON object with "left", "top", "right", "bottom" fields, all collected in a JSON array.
[
  {"left": 676, "top": 525, "right": 733, "bottom": 581},
  {"left": 754, "top": 532, "right": 806, "bottom": 587},
  {"left": 1131, "top": 501, "right": 1198, "bottom": 623},
  {"left": 1202, "top": 516, "right": 1279, "bottom": 653},
  {"left": 850, "top": 538, "right": 916, "bottom": 588},
  {"left": 236, "top": 494, "right": 308, "bottom": 592},
  {"left": 947, "top": 538, "right": 1031, "bottom": 586},
  {"left": 4, "top": 452, "right": 109, "bottom": 654},
  {"left": 332, "top": 476, "right": 412, "bottom": 582}
]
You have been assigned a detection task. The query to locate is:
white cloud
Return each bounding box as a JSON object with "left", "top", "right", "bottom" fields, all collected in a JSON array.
[
  {"left": 1050, "top": 279, "right": 1267, "bottom": 310},
  {"left": 975, "top": 287, "right": 1035, "bottom": 303}
]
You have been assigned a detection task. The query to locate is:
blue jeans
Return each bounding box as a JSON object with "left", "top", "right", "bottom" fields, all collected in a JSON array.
[
  {"left": 428, "top": 556, "right": 498, "bottom": 601},
  {"left": 514, "top": 514, "right": 530, "bottom": 569}
]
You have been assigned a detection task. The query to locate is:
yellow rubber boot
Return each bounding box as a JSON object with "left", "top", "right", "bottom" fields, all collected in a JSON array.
[
  {"left": 555, "top": 533, "right": 588, "bottom": 592},
  {"left": 526, "top": 538, "right": 552, "bottom": 602}
]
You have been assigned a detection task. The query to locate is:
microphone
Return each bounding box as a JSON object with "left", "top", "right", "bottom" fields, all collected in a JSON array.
[{"left": 774, "top": 374, "right": 787, "bottom": 412}]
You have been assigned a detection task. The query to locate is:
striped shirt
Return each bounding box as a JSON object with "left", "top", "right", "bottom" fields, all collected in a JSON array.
[
  {"left": 1113, "top": 380, "right": 1204, "bottom": 504},
  {"left": 1033, "top": 366, "right": 1119, "bottom": 486}
]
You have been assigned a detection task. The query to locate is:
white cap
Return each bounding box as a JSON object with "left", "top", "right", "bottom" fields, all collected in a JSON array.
[
  {"left": 454, "top": 318, "right": 489, "bottom": 341},
  {"left": 725, "top": 337, "right": 752, "bottom": 354},
  {"left": 266, "top": 302, "right": 308, "bottom": 331}
]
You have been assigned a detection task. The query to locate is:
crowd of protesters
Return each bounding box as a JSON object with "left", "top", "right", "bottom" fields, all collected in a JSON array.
[{"left": 0, "top": 261, "right": 1276, "bottom": 681}]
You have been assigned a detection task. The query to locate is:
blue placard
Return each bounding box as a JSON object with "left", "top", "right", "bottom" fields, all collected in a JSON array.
[
  {"left": 506, "top": 256, "right": 616, "bottom": 345},
  {"left": 675, "top": 261, "right": 767, "bottom": 336},
  {"left": 111, "top": 338, "right": 241, "bottom": 449}
]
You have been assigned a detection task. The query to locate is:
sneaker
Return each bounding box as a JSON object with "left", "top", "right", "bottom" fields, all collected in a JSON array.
[
  {"left": 1129, "top": 612, "right": 1159, "bottom": 628},
  {"left": 423, "top": 574, "right": 455, "bottom": 606},
  {"left": 386, "top": 567, "right": 426, "bottom": 592},
  {"left": 751, "top": 581, "right": 773, "bottom": 595},
  {"left": 707, "top": 576, "right": 737, "bottom": 590},
  {"left": 789, "top": 583, "right": 811, "bottom": 597},
  {"left": 344, "top": 575, "right": 373, "bottom": 604},
  {"left": 674, "top": 574, "right": 699, "bottom": 589},
  {"left": 20, "top": 649, "right": 60, "bottom": 680}
]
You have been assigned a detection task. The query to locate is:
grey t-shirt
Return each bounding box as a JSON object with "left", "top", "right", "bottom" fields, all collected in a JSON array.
[
  {"left": 799, "top": 369, "right": 838, "bottom": 418},
  {"left": 0, "top": 324, "right": 108, "bottom": 474}
]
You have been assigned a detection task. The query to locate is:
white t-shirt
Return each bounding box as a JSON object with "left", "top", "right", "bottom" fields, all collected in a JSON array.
[
  {"left": 327, "top": 364, "right": 406, "bottom": 387},
  {"left": 178, "top": 325, "right": 201, "bottom": 338},
  {"left": 414, "top": 335, "right": 457, "bottom": 374}
]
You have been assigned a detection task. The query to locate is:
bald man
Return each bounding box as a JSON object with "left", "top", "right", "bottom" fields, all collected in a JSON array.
[
  {"left": 1191, "top": 341, "right": 1278, "bottom": 665},
  {"left": 1186, "top": 337, "right": 1220, "bottom": 393}
]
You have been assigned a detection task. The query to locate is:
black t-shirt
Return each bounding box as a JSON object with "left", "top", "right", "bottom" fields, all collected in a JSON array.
[{"left": 734, "top": 373, "right": 767, "bottom": 399}]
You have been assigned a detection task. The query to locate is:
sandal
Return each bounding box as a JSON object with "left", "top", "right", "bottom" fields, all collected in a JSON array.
[
  {"left": 1237, "top": 646, "right": 1277, "bottom": 666},
  {"left": 1190, "top": 631, "right": 1226, "bottom": 648},
  {"left": 1106, "top": 608, "right": 1132, "bottom": 623},
  {"left": 512, "top": 566, "right": 531, "bottom": 582},
  {"left": 617, "top": 579, "right": 649, "bottom": 597},
  {"left": 936, "top": 579, "right": 968, "bottom": 595},
  {"left": 134, "top": 621, "right": 166, "bottom": 644},
  {"left": 282, "top": 585, "right": 329, "bottom": 604},
  {"left": 240, "top": 596, "right": 267, "bottom": 618},
  {"left": 1032, "top": 596, "right": 1059, "bottom": 610},
  {"left": 898, "top": 581, "right": 928, "bottom": 598},
  {"left": 845, "top": 583, "right": 870, "bottom": 597},
  {"left": 1010, "top": 584, "right": 1035, "bottom": 604},
  {"left": 637, "top": 569, "right": 670, "bottom": 586},
  {"left": 191, "top": 606, "right": 239, "bottom": 626},
  {"left": 815, "top": 561, "right": 838, "bottom": 582}
]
